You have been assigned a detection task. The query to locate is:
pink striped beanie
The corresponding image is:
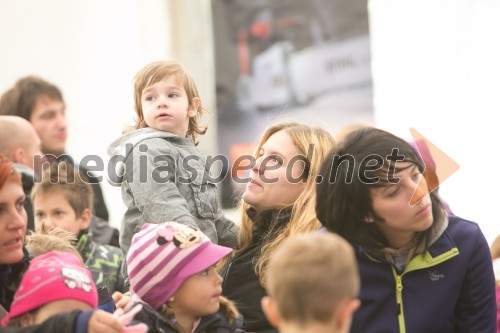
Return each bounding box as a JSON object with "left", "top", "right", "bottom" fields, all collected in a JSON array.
[{"left": 126, "top": 222, "right": 233, "bottom": 309}]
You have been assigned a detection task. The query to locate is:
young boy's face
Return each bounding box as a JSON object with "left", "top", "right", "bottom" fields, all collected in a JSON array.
[
  {"left": 33, "top": 191, "right": 90, "bottom": 236},
  {"left": 141, "top": 75, "right": 198, "bottom": 137},
  {"left": 171, "top": 265, "right": 222, "bottom": 317}
]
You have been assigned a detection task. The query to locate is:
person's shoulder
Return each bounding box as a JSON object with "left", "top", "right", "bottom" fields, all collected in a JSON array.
[
  {"left": 445, "top": 215, "right": 488, "bottom": 252},
  {"left": 447, "top": 215, "right": 482, "bottom": 234},
  {"left": 212, "top": 296, "right": 245, "bottom": 330}
]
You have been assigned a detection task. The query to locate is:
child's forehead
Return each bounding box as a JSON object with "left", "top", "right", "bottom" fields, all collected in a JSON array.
[
  {"left": 36, "top": 187, "right": 72, "bottom": 203},
  {"left": 143, "top": 73, "right": 185, "bottom": 91}
]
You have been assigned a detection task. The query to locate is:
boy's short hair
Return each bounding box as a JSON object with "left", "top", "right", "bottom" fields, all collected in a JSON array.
[
  {"left": 266, "top": 232, "right": 360, "bottom": 324},
  {"left": 25, "top": 221, "right": 83, "bottom": 264},
  {"left": 128, "top": 60, "right": 207, "bottom": 144},
  {"left": 0, "top": 76, "right": 64, "bottom": 120},
  {"left": 31, "top": 162, "right": 94, "bottom": 217}
]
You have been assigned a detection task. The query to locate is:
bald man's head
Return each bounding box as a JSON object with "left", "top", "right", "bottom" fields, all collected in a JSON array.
[{"left": 0, "top": 116, "right": 43, "bottom": 173}]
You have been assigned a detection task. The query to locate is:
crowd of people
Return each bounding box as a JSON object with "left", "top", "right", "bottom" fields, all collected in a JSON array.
[{"left": 0, "top": 60, "right": 497, "bottom": 333}]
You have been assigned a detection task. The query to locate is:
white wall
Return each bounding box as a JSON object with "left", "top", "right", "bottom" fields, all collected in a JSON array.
[
  {"left": 369, "top": 0, "right": 500, "bottom": 243},
  {"left": 0, "top": 0, "right": 175, "bottom": 228}
]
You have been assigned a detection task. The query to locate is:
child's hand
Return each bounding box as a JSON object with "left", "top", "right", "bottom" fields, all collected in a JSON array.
[
  {"left": 112, "top": 291, "right": 133, "bottom": 312},
  {"left": 89, "top": 310, "right": 123, "bottom": 333},
  {"left": 113, "top": 303, "right": 148, "bottom": 333}
]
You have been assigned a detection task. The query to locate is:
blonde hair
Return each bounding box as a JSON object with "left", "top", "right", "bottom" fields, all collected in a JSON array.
[
  {"left": 221, "top": 122, "right": 335, "bottom": 285},
  {"left": 6, "top": 311, "right": 36, "bottom": 328},
  {"left": 25, "top": 221, "right": 83, "bottom": 264},
  {"left": 157, "top": 296, "right": 239, "bottom": 333},
  {"left": 126, "top": 60, "right": 207, "bottom": 145},
  {"left": 266, "top": 233, "right": 360, "bottom": 323},
  {"left": 335, "top": 122, "right": 371, "bottom": 142},
  {"left": 491, "top": 235, "right": 500, "bottom": 260}
]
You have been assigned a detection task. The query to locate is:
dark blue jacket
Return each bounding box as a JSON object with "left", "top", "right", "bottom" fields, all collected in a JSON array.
[{"left": 351, "top": 216, "right": 496, "bottom": 333}]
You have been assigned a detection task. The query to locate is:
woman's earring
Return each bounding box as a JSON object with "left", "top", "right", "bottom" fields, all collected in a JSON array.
[{"left": 364, "top": 217, "right": 375, "bottom": 223}]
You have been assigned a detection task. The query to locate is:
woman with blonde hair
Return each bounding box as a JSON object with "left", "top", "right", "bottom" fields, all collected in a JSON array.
[{"left": 220, "top": 122, "right": 335, "bottom": 333}]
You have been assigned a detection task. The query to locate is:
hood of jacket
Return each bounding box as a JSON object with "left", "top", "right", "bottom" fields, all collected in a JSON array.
[{"left": 107, "top": 128, "right": 178, "bottom": 186}]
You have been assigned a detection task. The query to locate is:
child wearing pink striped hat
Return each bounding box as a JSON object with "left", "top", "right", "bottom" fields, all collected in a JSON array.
[{"left": 126, "top": 222, "right": 245, "bottom": 333}]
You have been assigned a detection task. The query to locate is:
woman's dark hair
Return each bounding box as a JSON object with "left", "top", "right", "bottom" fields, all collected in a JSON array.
[{"left": 316, "top": 127, "right": 445, "bottom": 250}]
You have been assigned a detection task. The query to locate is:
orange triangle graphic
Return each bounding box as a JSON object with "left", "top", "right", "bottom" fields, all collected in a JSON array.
[{"left": 409, "top": 128, "right": 460, "bottom": 206}]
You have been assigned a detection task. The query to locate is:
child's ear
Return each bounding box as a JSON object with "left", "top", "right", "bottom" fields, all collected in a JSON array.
[
  {"left": 334, "top": 298, "right": 361, "bottom": 332},
  {"left": 188, "top": 97, "right": 200, "bottom": 117},
  {"left": 261, "top": 296, "right": 281, "bottom": 329},
  {"left": 78, "top": 208, "right": 92, "bottom": 231}
]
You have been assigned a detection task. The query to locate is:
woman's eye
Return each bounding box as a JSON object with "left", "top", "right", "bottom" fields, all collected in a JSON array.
[
  {"left": 35, "top": 212, "right": 45, "bottom": 219},
  {"left": 387, "top": 188, "right": 400, "bottom": 197},
  {"left": 269, "top": 155, "right": 283, "bottom": 165},
  {"left": 145, "top": 96, "right": 155, "bottom": 101},
  {"left": 168, "top": 93, "right": 178, "bottom": 98},
  {"left": 15, "top": 200, "right": 25, "bottom": 210},
  {"left": 201, "top": 269, "right": 209, "bottom": 276}
]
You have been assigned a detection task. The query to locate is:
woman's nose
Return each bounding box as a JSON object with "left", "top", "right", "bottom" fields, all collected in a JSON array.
[
  {"left": 252, "top": 156, "right": 264, "bottom": 174},
  {"left": 410, "top": 175, "right": 429, "bottom": 206},
  {"left": 8, "top": 208, "right": 26, "bottom": 230}
]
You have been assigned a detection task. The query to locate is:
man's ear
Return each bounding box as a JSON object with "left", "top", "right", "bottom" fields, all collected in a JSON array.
[
  {"left": 10, "top": 147, "right": 25, "bottom": 165},
  {"left": 188, "top": 97, "right": 200, "bottom": 118},
  {"left": 78, "top": 208, "right": 92, "bottom": 231},
  {"left": 334, "top": 298, "right": 361, "bottom": 331},
  {"left": 261, "top": 296, "right": 281, "bottom": 328}
]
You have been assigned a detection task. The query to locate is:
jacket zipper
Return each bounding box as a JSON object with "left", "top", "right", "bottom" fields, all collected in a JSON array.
[
  {"left": 391, "top": 248, "right": 459, "bottom": 333},
  {"left": 392, "top": 270, "right": 406, "bottom": 333},
  {"left": 364, "top": 247, "right": 459, "bottom": 333}
]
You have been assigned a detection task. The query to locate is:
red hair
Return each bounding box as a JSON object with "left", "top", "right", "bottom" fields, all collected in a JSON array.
[{"left": 0, "top": 153, "right": 21, "bottom": 190}]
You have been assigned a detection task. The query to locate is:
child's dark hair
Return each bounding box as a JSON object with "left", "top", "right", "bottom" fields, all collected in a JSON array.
[{"left": 0, "top": 76, "right": 64, "bottom": 120}]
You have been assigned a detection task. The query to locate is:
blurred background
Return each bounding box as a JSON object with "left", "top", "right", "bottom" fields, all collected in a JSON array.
[{"left": 1, "top": 0, "right": 499, "bottom": 243}]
